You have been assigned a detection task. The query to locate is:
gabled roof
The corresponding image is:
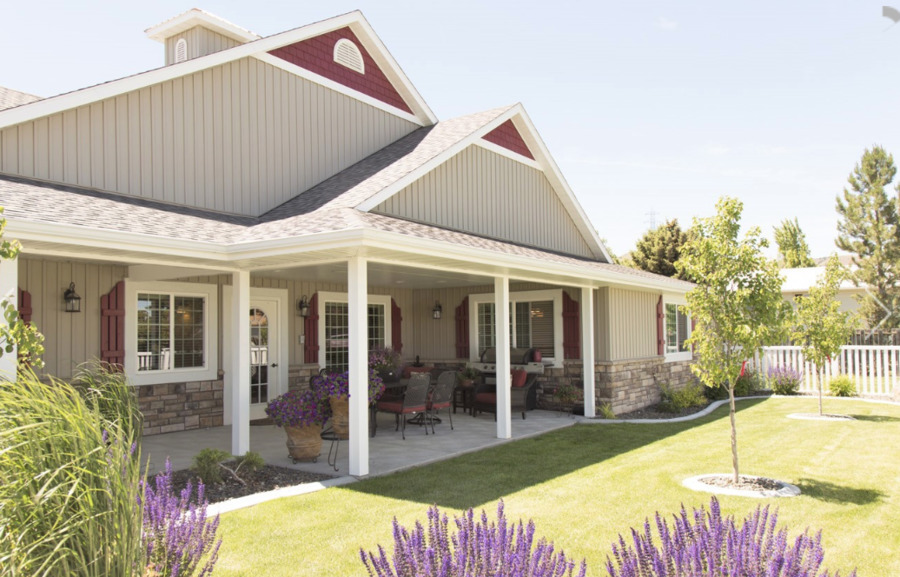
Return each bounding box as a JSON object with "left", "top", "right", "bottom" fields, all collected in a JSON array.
[
  {"left": 0, "top": 10, "right": 435, "bottom": 128},
  {"left": 145, "top": 8, "right": 261, "bottom": 43},
  {"left": 0, "top": 86, "right": 41, "bottom": 112}
]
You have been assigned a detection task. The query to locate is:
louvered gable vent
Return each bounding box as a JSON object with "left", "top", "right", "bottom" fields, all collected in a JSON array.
[{"left": 333, "top": 38, "right": 365, "bottom": 73}]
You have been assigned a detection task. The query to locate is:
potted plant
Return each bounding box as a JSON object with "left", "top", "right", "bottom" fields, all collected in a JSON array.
[
  {"left": 457, "top": 366, "right": 481, "bottom": 388},
  {"left": 314, "top": 369, "right": 385, "bottom": 439},
  {"left": 265, "top": 389, "right": 327, "bottom": 462},
  {"left": 369, "top": 347, "right": 402, "bottom": 382}
]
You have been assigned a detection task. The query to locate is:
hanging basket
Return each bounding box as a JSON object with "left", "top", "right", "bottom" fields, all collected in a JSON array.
[
  {"left": 284, "top": 424, "right": 323, "bottom": 463},
  {"left": 330, "top": 395, "right": 350, "bottom": 439}
]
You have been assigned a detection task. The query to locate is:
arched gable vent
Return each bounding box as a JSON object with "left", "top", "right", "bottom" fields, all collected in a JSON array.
[
  {"left": 175, "top": 38, "right": 188, "bottom": 63},
  {"left": 333, "top": 38, "right": 365, "bottom": 74}
]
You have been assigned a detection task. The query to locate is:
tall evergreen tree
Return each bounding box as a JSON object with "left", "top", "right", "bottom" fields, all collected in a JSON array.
[
  {"left": 773, "top": 217, "right": 815, "bottom": 268},
  {"left": 835, "top": 146, "right": 900, "bottom": 329},
  {"left": 630, "top": 219, "right": 691, "bottom": 279}
]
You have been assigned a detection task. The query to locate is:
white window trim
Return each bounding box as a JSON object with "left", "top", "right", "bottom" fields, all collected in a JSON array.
[
  {"left": 663, "top": 295, "right": 692, "bottom": 362},
  {"left": 317, "top": 292, "right": 392, "bottom": 368},
  {"left": 468, "top": 289, "right": 564, "bottom": 366},
  {"left": 124, "top": 281, "right": 219, "bottom": 386}
]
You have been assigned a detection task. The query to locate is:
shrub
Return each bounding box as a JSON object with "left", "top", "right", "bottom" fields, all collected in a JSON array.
[
  {"left": 768, "top": 365, "right": 803, "bottom": 395},
  {"left": 191, "top": 448, "right": 264, "bottom": 485},
  {"left": 658, "top": 382, "right": 707, "bottom": 412},
  {"left": 829, "top": 375, "right": 857, "bottom": 397},
  {"left": 733, "top": 367, "right": 761, "bottom": 396},
  {"left": 554, "top": 382, "right": 582, "bottom": 405},
  {"left": 606, "top": 496, "right": 856, "bottom": 577},
  {"left": 142, "top": 458, "right": 221, "bottom": 577},
  {"left": 360, "top": 501, "right": 586, "bottom": 577}
]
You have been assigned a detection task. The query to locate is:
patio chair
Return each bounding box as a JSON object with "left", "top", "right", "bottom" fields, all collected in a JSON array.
[
  {"left": 425, "top": 371, "right": 457, "bottom": 434},
  {"left": 473, "top": 370, "right": 538, "bottom": 420},
  {"left": 375, "top": 372, "right": 431, "bottom": 439}
]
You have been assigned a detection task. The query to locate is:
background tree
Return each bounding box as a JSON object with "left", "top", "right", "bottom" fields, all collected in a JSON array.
[
  {"left": 773, "top": 217, "right": 815, "bottom": 268},
  {"left": 0, "top": 207, "right": 44, "bottom": 372},
  {"left": 835, "top": 145, "right": 900, "bottom": 329},
  {"left": 677, "top": 197, "right": 788, "bottom": 484},
  {"left": 630, "top": 219, "right": 692, "bottom": 280},
  {"left": 791, "top": 256, "right": 854, "bottom": 416}
]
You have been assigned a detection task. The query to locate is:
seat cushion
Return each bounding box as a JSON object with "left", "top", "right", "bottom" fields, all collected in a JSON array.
[
  {"left": 475, "top": 393, "right": 496, "bottom": 404},
  {"left": 511, "top": 369, "right": 528, "bottom": 388},
  {"left": 376, "top": 401, "right": 404, "bottom": 412}
]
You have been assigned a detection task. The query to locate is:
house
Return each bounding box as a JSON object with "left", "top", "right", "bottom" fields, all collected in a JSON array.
[
  {"left": 0, "top": 9, "right": 695, "bottom": 476},
  {"left": 781, "top": 264, "right": 865, "bottom": 325}
]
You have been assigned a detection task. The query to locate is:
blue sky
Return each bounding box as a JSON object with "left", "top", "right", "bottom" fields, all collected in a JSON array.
[{"left": 3, "top": 0, "right": 899, "bottom": 259}]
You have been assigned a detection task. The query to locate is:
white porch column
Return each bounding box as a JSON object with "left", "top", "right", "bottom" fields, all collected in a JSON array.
[
  {"left": 581, "top": 286, "right": 596, "bottom": 418},
  {"left": 231, "top": 270, "right": 251, "bottom": 456},
  {"left": 494, "top": 276, "right": 511, "bottom": 439},
  {"left": 0, "top": 255, "right": 18, "bottom": 382},
  {"left": 348, "top": 256, "right": 369, "bottom": 476}
]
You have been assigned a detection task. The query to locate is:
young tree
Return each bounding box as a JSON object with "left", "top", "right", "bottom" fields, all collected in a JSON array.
[
  {"left": 630, "top": 219, "right": 691, "bottom": 279},
  {"left": 0, "top": 207, "right": 44, "bottom": 371},
  {"left": 791, "top": 256, "right": 854, "bottom": 416},
  {"left": 773, "top": 217, "right": 815, "bottom": 268},
  {"left": 677, "top": 197, "right": 788, "bottom": 484},
  {"left": 835, "top": 146, "right": 900, "bottom": 328}
]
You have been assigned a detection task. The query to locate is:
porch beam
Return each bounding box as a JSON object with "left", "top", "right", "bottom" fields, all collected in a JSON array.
[
  {"left": 231, "top": 270, "right": 251, "bottom": 455},
  {"left": 0, "top": 255, "right": 17, "bottom": 381},
  {"left": 494, "top": 276, "right": 512, "bottom": 439},
  {"left": 581, "top": 286, "right": 596, "bottom": 418},
  {"left": 127, "top": 264, "right": 234, "bottom": 282},
  {"left": 348, "top": 256, "right": 369, "bottom": 476}
]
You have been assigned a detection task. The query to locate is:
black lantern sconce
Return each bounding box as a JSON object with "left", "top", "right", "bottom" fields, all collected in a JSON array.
[
  {"left": 432, "top": 301, "right": 442, "bottom": 320},
  {"left": 297, "top": 295, "right": 310, "bottom": 317},
  {"left": 63, "top": 282, "right": 81, "bottom": 313}
]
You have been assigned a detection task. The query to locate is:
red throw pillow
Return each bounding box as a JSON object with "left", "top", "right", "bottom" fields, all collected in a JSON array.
[{"left": 511, "top": 369, "right": 527, "bottom": 388}]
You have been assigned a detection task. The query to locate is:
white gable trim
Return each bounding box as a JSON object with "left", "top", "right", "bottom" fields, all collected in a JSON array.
[
  {"left": 0, "top": 11, "right": 435, "bottom": 130},
  {"left": 254, "top": 53, "right": 421, "bottom": 125},
  {"left": 146, "top": 9, "right": 261, "bottom": 43},
  {"left": 473, "top": 139, "right": 541, "bottom": 169},
  {"left": 356, "top": 103, "right": 610, "bottom": 261}
]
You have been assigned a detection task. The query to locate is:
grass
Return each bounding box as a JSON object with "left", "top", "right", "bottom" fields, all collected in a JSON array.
[{"left": 214, "top": 397, "right": 900, "bottom": 576}]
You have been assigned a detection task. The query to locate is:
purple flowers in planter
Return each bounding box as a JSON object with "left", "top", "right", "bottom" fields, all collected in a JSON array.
[
  {"left": 606, "top": 497, "right": 855, "bottom": 577},
  {"left": 265, "top": 388, "right": 329, "bottom": 428},
  {"left": 359, "top": 501, "right": 586, "bottom": 577},
  {"left": 312, "top": 369, "right": 385, "bottom": 405},
  {"left": 142, "top": 459, "right": 221, "bottom": 577}
]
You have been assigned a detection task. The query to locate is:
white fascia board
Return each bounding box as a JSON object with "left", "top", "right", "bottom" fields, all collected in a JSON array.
[
  {"left": 355, "top": 106, "right": 519, "bottom": 212},
  {"left": 146, "top": 10, "right": 261, "bottom": 43},
  {"left": 0, "top": 11, "right": 433, "bottom": 130},
  {"left": 253, "top": 53, "right": 422, "bottom": 126}
]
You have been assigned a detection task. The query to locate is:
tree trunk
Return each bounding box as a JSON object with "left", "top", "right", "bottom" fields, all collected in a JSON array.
[
  {"left": 729, "top": 384, "right": 740, "bottom": 484},
  {"left": 818, "top": 366, "right": 824, "bottom": 416}
]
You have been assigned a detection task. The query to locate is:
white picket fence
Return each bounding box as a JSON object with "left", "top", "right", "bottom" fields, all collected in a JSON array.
[{"left": 750, "top": 345, "right": 900, "bottom": 396}]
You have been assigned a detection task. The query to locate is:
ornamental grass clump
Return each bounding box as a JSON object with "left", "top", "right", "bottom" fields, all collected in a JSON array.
[
  {"left": 360, "top": 501, "right": 586, "bottom": 577},
  {"left": 142, "top": 458, "right": 221, "bottom": 577},
  {"left": 606, "top": 496, "right": 855, "bottom": 577},
  {"left": 768, "top": 365, "right": 803, "bottom": 395}
]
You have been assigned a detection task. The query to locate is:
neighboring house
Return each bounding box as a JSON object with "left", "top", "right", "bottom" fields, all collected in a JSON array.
[
  {"left": 0, "top": 9, "right": 694, "bottom": 475},
  {"left": 781, "top": 266, "right": 865, "bottom": 326}
]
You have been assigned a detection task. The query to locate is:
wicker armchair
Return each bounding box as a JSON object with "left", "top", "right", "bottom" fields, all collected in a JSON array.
[{"left": 472, "top": 370, "right": 538, "bottom": 420}]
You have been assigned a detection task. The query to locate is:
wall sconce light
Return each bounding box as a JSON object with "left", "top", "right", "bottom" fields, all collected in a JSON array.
[
  {"left": 297, "top": 295, "right": 310, "bottom": 317},
  {"left": 63, "top": 282, "right": 81, "bottom": 313},
  {"left": 432, "top": 301, "right": 442, "bottom": 320}
]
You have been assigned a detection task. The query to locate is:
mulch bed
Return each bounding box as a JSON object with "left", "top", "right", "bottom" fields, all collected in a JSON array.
[
  {"left": 169, "top": 465, "right": 336, "bottom": 504},
  {"left": 698, "top": 475, "right": 784, "bottom": 492},
  {"left": 616, "top": 402, "right": 712, "bottom": 420}
]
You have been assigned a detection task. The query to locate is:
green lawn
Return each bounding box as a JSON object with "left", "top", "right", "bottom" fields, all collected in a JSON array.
[{"left": 215, "top": 397, "right": 900, "bottom": 576}]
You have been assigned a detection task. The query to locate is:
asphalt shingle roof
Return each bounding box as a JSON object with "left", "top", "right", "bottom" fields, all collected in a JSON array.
[{"left": 0, "top": 86, "right": 41, "bottom": 111}]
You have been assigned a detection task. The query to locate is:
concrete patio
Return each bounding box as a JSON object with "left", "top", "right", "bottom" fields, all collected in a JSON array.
[{"left": 142, "top": 408, "right": 581, "bottom": 479}]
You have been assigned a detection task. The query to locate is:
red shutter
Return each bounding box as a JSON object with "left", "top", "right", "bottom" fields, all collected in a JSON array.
[
  {"left": 657, "top": 296, "right": 665, "bottom": 356},
  {"left": 563, "top": 291, "right": 580, "bottom": 359},
  {"left": 101, "top": 281, "right": 125, "bottom": 367},
  {"left": 17, "top": 288, "right": 32, "bottom": 324},
  {"left": 391, "top": 298, "right": 403, "bottom": 354},
  {"left": 455, "top": 296, "right": 469, "bottom": 358},
  {"left": 304, "top": 293, "right": 319, "bottom": 364}
]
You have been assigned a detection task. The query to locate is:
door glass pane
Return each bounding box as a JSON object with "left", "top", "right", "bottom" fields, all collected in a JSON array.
[
  {"left": 250, "top": 308, "right": 269, "bottom": 405},
  {"left": 325, "top": 302, "right": 349, "bottom": 371}
]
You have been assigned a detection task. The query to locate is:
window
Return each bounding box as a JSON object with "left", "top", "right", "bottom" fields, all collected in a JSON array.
[
  {"left": 174, "top": 38, "right": 188, "bottom": 63},
  {"left": 470, "top": 290, "right": 562, "bottom": 363},
  {"left": 137, "top": 293, "right": 205, "bottom": 371},
  {"left": 665, "top": 302, "right": 691, "bottom": 357},
  {"left": 333, "top": 38, "right": 364, "bottom": 73},
  {"left": 318, "top": 293, "right": 392, "bottom": 371}
]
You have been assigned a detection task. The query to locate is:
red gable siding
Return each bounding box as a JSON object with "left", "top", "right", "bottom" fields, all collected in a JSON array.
[
  {"left": 482, "top": 119, "right": 534, "bottom": 160},
  {"left": 269, "top": 27, "right": 413, "bottom": 114}
]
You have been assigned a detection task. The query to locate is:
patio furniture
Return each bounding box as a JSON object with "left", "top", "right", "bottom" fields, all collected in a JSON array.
[
  {"left": 375, "top": 372, "right": 431, "bottom": 439},
  {"left": 472, "top": 369, "right": 538, "bottom": 420},
  {"left": 425, "top": 371, "right": 457, "bottom": 433}
]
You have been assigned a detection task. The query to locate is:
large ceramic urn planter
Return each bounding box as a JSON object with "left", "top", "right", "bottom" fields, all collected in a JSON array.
[{"left": 284, "top": 424, "right": 323, "bottom": 463}]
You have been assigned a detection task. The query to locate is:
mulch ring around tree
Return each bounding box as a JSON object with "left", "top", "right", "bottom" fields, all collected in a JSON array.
[
  {"left": 169, "top": 465, "right": 336, "bottom": 504},
  {"left": 683, "top": 474, "right": 801, "bottom": 498}
]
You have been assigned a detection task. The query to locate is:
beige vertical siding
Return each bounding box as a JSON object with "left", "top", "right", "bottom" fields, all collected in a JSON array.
[
  {"left": 18, "top": 257, "right": 127, "bottom": 379},
  {"left": 373, "top": 146, "right": 594, "bottom": 259},
  {"left": 164, "top": 26, "right": 242, "bottom": 65},
  {"left": 0, "top": 57, "right": 417, "bottom": 216},
  {"left": 603, "top": 287, "right": 658, "bottom": 361},
  {"left": 595, "top": 288, "right": 611, "bottom": 361}
]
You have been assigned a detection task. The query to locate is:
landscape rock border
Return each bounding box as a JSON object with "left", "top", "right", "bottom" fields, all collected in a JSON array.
[{"left": 683, "top": 474, "right": 801, "bottom": 498}]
